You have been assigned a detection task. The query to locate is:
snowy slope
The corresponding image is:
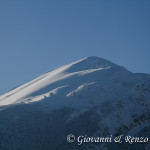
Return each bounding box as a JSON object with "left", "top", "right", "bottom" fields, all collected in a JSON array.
[
  {"left": 0, "top": 56, "right": 150, "bottom": 150},
  {"left": 0, "top": 56, "right": 118, "bottom": 106}
]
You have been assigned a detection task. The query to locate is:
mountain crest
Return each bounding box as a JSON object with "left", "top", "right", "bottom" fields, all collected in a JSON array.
[{"left": 65, "top": 56, "right": 117, "bottom": 73}]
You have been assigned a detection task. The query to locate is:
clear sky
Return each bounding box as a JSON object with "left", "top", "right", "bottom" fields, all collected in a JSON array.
[{"left": 0, "top": 0, "right": 150, "bottom": 95}]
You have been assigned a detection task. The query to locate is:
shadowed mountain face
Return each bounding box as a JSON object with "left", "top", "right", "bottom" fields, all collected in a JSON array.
[{"left": 0, "top": 57, "right": 150, "bottom": 150}]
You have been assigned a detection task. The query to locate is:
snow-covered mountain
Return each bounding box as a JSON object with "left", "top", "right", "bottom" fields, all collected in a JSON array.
[{"left": 0, "top": 56, "right": 150, "bottom": 150}]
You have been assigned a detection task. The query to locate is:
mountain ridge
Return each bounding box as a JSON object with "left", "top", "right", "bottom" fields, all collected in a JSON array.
[
  {"left": 0, "top": 56, "right": 122, "bottom": 106},
  {"left": 0, "top": 56, "right": 149, "bottom": 150}
]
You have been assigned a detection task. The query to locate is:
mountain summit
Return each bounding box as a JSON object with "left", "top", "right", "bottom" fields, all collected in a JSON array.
[
  {"left": 0, "top": 57, "right": 150, "bottom": 150},
  {"left": 64, "top": 56, "right": 117, "bottom": 73}
]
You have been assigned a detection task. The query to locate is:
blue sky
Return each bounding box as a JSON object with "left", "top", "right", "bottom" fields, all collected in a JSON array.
[{"left": 0, "top": 0, "right": 150, "bottom": 95}]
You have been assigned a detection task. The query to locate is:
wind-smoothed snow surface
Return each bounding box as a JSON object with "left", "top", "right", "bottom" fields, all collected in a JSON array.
[
  {"left": 0, "top": 56, "right": 150, "bottom": 150},
  {"left": 0, "top": 57, "right": 117, "bottom": 108}
]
